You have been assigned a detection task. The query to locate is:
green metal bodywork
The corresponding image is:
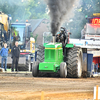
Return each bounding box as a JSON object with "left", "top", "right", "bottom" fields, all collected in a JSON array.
[
  {"left": 39, "top": 42, "right": 74, "bottom": 73},
  {"left": 39, "top": 43, "right": 63, "bottom": 72},
  {"left": 65, "top": 43, "right": 74, "bottom": 48}
]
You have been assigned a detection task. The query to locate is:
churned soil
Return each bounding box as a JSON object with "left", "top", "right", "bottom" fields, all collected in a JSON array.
[{"left": 0, "top": 73, "right": 99, "bottom": 100}]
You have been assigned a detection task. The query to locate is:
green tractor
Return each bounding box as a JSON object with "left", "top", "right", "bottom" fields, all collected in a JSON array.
[{"left": 32, "top": 28, "right": 83, "bottom": 78}]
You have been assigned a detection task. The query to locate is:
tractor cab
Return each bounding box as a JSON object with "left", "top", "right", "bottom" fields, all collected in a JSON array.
[
  {"left": 11, "top": 23, "right": 35, "bottom": 53},
  {"left": 11, "top": 23, "right": 30, "bottom": 48}
]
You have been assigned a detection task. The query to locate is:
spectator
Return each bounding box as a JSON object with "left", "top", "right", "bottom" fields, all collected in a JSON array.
[
  {"left": 13, "top": 33, "right": 17, "bottom": 46},
  {"left": 11, "top": 41, "right": 20, "bottom": 72},
  {"left": 0, "top": 43, "right": 8, "bottom": 71},
  {"left": 81, "top": 25, "right": 86, "bottom": 39},
  {"left": 17, "top": 33, "right": 20, "bottom": 41}
]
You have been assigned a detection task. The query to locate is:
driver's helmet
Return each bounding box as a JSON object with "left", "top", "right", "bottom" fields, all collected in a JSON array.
[
  {"left": 60, "top": 27, "right": 65, "bottom": 33},
  {"left": 57, "top": 32, "right": 60, "bottom": 35},
  {"left": 60, "top": 27, "right": 65, "bottom": 31}
]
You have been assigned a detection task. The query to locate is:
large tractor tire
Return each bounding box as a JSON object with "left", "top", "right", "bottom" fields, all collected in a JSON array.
[
  {"left": 36, "top": 46, "right": 45, "bottom": 62},
  {"left": 60, "top": 62, "right": 67, "bottom": 78},
  {"left": 32, "top": 61, "right": 39, "bottom": 77},
  {"left": 32, "top": 46, "right": 44, "bottom": 77},
  {"left": 66, "top": 47, "right": 83, "bottom": 78}
]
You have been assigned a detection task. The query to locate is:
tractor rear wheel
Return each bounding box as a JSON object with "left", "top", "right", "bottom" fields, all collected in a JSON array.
[
  {"left": 32, "top": 46, "right": 44, "bottom": 77},
  {"left": 66, "top": 47, "right": 83, "bottom": 78},
  {"left": 32, "top": 61, "right": 39, "bottom": 77},
  {"left": 60, "top": 62, "right": 67, "bottom": 78},
  {"left": 36, "top": 46, "right": 44, "bottom": 62}
]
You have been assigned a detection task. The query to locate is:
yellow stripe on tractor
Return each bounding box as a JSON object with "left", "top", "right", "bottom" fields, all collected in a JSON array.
[{"left": 45, "top": 47, "right": 62, "bottom": 50}]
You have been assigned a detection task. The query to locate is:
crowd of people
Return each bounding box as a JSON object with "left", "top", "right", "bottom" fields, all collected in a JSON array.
[
  {"left": 0, "top": 41, "right": 20, "bottom": 72},
  {"left": 0, "top": 31, "right": 20, "bottom": 72}
]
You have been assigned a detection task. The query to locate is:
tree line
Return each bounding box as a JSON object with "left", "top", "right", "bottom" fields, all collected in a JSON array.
[
  {"left": 0, "top": 0, "right": 100, "bottom": 38},
  {"left": 0, "top": 0, "right": 48, "bottom": 22},
  {"left": 65, "top": 0, "right": 100, "bottom": 38}
]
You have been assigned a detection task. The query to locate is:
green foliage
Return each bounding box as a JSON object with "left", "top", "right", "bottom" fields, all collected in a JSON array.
[
  {"left": 63, "top": 0, "right": 100, "bottom": 38},
  {"left": 30, "top": 32, "right": 33, "bottom": 37},
  {"left": 0, "top": 0, "right": 48, "bottom": 22}
]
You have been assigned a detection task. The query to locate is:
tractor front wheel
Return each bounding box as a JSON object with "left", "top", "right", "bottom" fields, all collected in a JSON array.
[
  {"left": 32, "top": 61, "right": 39, "bottom": 77},
  {"left": 60, "top": 62, "right": 67, "bottom": 78}
]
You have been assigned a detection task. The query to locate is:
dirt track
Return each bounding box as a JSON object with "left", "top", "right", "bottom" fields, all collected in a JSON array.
[{"left": 0, "top": 73, "right": 99, "bottom": 100}]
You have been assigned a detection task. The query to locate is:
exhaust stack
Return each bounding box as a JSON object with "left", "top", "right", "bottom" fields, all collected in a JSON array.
[
  {"left": 45, "top": 0, "right": 78, "bottom": 39},
  {"left": 53, "top": 36, "right": 55, "bottom": 43}
]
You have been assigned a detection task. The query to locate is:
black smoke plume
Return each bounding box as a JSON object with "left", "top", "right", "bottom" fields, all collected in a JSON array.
[{"left": 45, "top": 0, "right": 78, "bottom": 36}]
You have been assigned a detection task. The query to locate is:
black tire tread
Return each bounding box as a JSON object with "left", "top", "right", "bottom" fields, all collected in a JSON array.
[
  {"left": 66, "top": 47, "right": 82, "bottom": 78},
  {"left": 32, "top": 61, "right": 39, "bottom": 77},
  {"left": 60, "top": 62, "right": 67, "bottom": 78},
  {"left": 36, "top": 46, "right": 44, "bottom": 63}
]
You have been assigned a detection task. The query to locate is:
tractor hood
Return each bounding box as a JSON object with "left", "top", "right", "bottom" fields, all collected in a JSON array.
[{"left": 44, "top": 43, "right": 62, "bottom": 49}]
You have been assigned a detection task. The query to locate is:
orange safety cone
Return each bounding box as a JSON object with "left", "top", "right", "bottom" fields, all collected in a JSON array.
[
  {"left": 96, "top": 85, "right": 98, "bottom": 100},
  {"left": 41, "top": 91, "right": 44, "bottom": 100}
]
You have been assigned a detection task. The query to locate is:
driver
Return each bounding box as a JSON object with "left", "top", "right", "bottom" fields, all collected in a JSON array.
[
  {"left": 56, "top": 27, "right": 67, "bottom": 45},
  {"left": 12, "top": 33, "right": 17, "bottom": 46},
  {"left": 56, "top": 27, "right": 67, "bottom": 53}
]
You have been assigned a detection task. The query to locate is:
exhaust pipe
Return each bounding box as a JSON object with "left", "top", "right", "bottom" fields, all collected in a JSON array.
[{"left": 53, "top": 36, "right": 55, "bottom": 43}]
